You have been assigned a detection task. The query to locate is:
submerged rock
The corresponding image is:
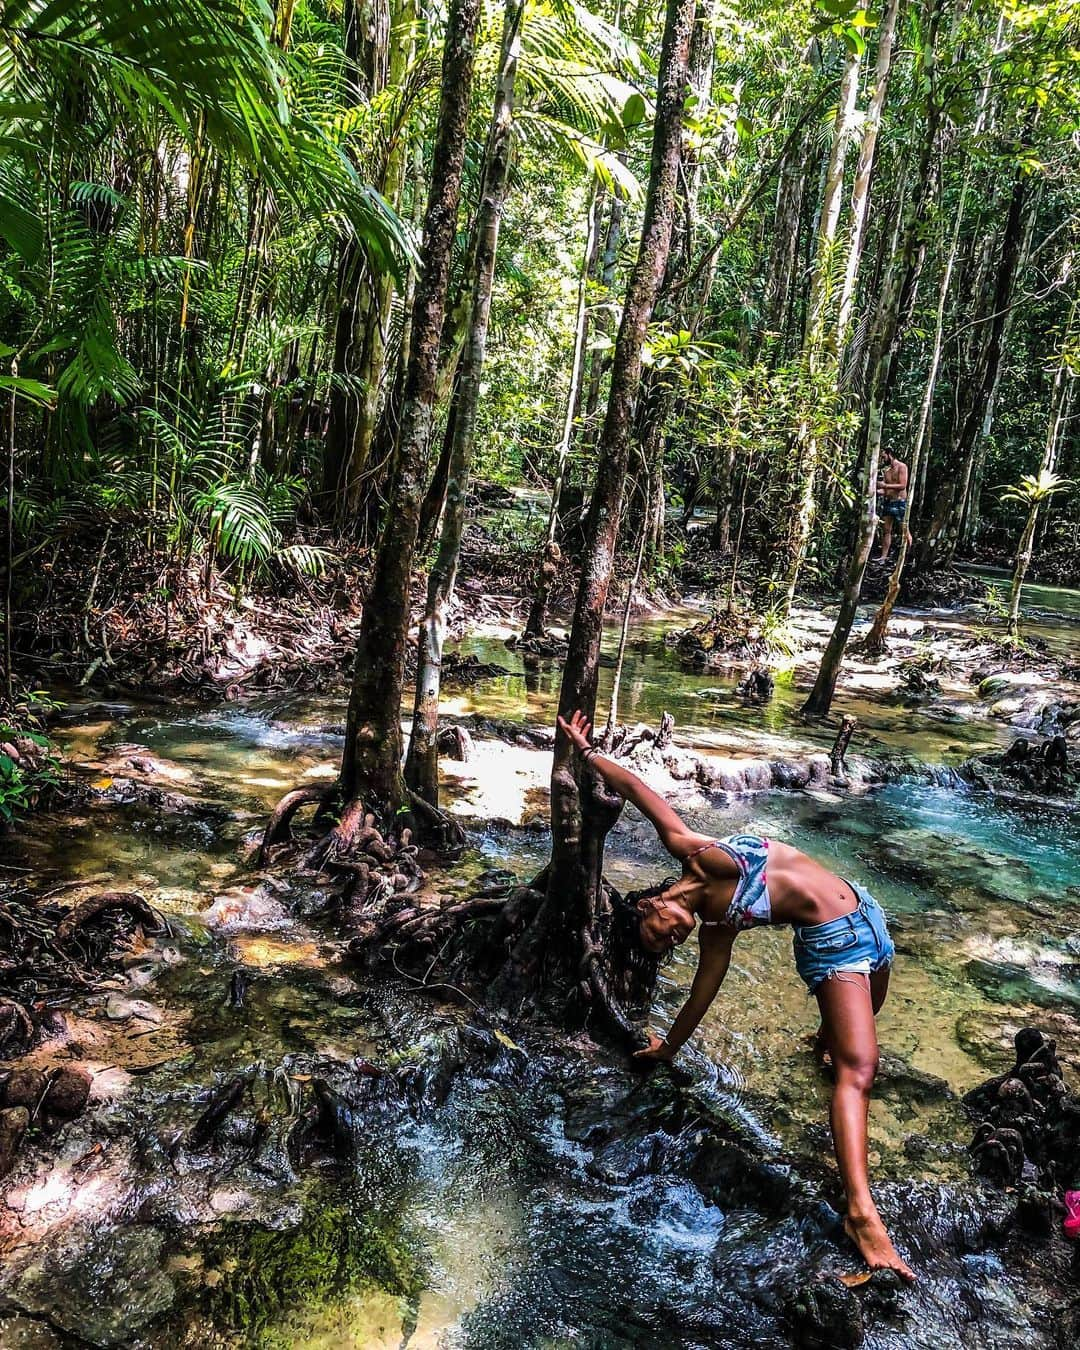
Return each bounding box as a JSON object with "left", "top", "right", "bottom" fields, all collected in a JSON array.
[
  {"left": 9, "top": 1226, "right": 175, "bottom": 1346},
  {"left": 0, "top": 1314, "right": 62, "bottom": 1349},
  {"left": 204, "top": 883, "right": 292, "bottom": 932},
  {"left": 875, "top": 1053, "right": 953, "bottom": 1104},
  {"left": 2, "top": 1068, "right": 48, "bottom": 1111},
  {"left": 784, "top": 1277, "right": 864, "bottom": 1348},
  {"left": 42, "top": 1065, "right": 92, "bottom": 1119}
]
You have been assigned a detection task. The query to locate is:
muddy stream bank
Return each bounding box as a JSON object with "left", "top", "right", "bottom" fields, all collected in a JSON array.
[{"left": 1, "top": 589, "right": 1079, "bottom": 1348}]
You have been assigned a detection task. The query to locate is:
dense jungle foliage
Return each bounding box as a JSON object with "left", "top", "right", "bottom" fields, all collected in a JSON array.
[{"left": 0, "top": 0, "right": 1077, "bottom": 710}]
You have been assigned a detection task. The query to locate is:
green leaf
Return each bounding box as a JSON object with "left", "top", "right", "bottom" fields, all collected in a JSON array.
[
  {"left": 0, "top": 376, "right": 57, "bottom": 408},
  {"left": 622, "top": 92, "right": 647, "bottom": 130}
]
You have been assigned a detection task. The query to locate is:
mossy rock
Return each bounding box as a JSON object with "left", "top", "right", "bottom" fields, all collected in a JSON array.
[{"left": 194, "top": 1195, "right": 421, "bottom": 1344}]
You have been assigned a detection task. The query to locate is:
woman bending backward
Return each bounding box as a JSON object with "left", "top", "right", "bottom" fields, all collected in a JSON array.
[{"left": 558, "top": 710, "right": 914, "bottom": 1283}]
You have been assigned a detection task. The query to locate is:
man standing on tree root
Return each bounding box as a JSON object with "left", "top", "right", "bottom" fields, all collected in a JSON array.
[
  {"left": 558, "top": 709, "right": 916, "bottom": 1285},
  {"left": 875, "top": 451, "right": 910, "bottom": 560}
]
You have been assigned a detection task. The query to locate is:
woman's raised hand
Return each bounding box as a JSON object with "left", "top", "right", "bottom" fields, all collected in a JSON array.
[{"left": 557, "top": 709, "right": 593, "bottom": 752}]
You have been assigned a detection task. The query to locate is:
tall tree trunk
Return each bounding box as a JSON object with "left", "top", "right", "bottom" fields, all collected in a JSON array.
[
  {"left": 864, "top": 170, "right": 970, "bottom": 653},
  {"left": 404, "top": 0, "right": 523, "bottom": 806},
  {"left": 759, "top": 125, "right": 811, "bottom": 361},
  {"left": 916, "top": 164, "right": 1030, "bottom": 570},
  {"left": 580, "top": 189, "right": 626, "bottom": 452},
  {"left": 1006, "top": 506, "right": 1039, "bottom": 638},
  {"left": 802, "top": 6, "right": 940, "bottom": 717},
  {"left": 321, "top": 0, "right": 393, "bottom": 515},
  {"left": 416, "top": 366, "right": 461, "bottom": 549},
  {"left": 834, "top": 0, "right": 902, "bottom": 354},
  {"left": 524, "top": 185, "right": 601, "bottom": 638},
  {"left": 499, "top": 0, "right": 696, "bottom": 1019},
  {"left": 776, "top": 45, "right": 862, "bottom": 615},
  {"left": 625, "top": 0, "right": 717, "bottom": 578},
  {"left": 338, "top": 0, "right": 480, "bottom": 815}
]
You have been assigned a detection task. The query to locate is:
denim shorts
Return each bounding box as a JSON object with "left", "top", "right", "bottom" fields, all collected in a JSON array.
[{"left": 792, "top": 883, "right": 895, "bottom": 994}]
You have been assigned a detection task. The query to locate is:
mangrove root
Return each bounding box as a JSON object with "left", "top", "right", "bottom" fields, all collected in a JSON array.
[
  {"left": 829, "top": 716, "right": 857, "bottom": 777},
  {"left": 964, "top": 1028, "right": 1079, "bottom": 1193},
  {"left": 188, "top": 1074, "right": 248, "bottom": 1151},
  {"left": 258, "top": 785, "right": 331, "bottom": 865},
  {"left": 55, "top": 891, "right": 163, "bottom": 946}
]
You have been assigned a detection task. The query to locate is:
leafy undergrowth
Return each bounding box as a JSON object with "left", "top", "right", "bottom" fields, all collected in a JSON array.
[{"left": 0, "top": 692, "right": 63, "bottom": 823}]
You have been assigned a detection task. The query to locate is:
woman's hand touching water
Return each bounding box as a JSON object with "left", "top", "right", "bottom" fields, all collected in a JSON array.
[{"left": 633, "top": 1034, "right": 674, "bottom": 1064}]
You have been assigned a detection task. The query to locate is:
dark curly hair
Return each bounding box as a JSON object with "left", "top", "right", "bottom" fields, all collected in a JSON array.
[{"left": 606, "top": 877, "right": 679, "bottom": 1008}]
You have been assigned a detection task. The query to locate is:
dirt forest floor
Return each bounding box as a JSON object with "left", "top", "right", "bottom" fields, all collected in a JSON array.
[{"left": 9, "top": 500, "right": 1077, "bottom": 717}]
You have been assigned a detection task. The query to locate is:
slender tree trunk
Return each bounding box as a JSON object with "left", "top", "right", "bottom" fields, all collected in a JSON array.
[
  {"left": 865, "top": 172, "right": 969, "bottom": 652},
  {"left": 955, "top": 187, "right": 1040, "bottom": 554},
  {"left": 525, "top": 185, "right": 601, "bottom": 638},
  {"left": 710, "top": 434, "right": 735, "bottom": 552},
  {"left": 338, "top": 0, "right": 480, "bottom": 815},
  {"left": 835, "top": 0, "right": 902, "bottom": 354},
  {"left": 801, "top": 6, "right": 940, "bottom": 716},
  {"left": 404, "top": 0, "right": 523, "bottom": 806},
  {"left": 1007, "top": 506, "right": 1040, "bottom": 637},
  {"left": 644, "top": 451, "right": 666, "bottom": 570},
  {"left": 1007, "top": 291, "right": 1077, "bottom": 636},
  {"left": 417, "top": 368, "right": 461, "bottom": 548},
  {"left": 499, "top": 0, "right": 695, "bottom": 1016},
  {"left": 916, "top": 163, "right": 1030, "bottom": 570},
  {"left": 777, "top": 46, "right": 862, "bottom": 615},
  {"left": 580, "top": 189, "right": 626, "bottom": 452},
  {"left": 760, "top": 126, "right": 811, "bottom": 360}
]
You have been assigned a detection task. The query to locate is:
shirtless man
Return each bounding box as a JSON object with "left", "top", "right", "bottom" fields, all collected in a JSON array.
[{"left": 876, "top": 451, "right": 909, "bottom": 560}]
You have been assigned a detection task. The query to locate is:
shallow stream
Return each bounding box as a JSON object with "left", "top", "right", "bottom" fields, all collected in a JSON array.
[{"left": 2, "top": 588, "right": 1079, "bottom": 1348}]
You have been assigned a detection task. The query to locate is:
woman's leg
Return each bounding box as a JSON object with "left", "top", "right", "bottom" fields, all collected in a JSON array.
[
  {"left": 816, "top": 972, "right": 914, "bottom": 1281},
  {"left": 812, "top": 966, "right": 888, "bottom": 1060}
]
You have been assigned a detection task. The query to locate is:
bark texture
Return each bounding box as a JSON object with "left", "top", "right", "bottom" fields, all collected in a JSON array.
[
  {"left": 777, "top": 46, "right": 862, "bottom": 614},
  {"left": 405, "top": 0, "right": 522, "bottom": 805},
  {"left": 339, "top": 0, "right": 480, "bottom": 813},
  {"left": 499, "top": 0, "right": 697, "bottom": 1018}
]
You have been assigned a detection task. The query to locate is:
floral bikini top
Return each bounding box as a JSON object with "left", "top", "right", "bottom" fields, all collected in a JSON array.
[{"left": 689, "top": 833, "right": 771, "bottom": 928}]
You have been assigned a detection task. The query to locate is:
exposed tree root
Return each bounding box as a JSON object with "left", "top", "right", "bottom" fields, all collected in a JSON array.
[
  {"left": 0, "top": 1000, "right": 35, "bottom": 1057},
  {"left": 259, "top": 721, "right": 669, "bottom": 1049},
  {"left": 258, "top": 785, "right": 331, "bottom": 865},
  {"left": 507, "top": 631, "right": 569, "bottom": 658},
  {"left": 187, "top": 1075, "right": 249, "bottom": 1152},
  {"left": 406, "top": 789, "right": 466, "bottom": 856},
  {"left": 582, "top": 945, "right": 639, "bottom": 1044},
  {"left": 54, "top": 891, "right": 164, "bottom": 946}
]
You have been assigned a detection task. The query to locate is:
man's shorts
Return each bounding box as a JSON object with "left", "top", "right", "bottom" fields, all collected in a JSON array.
[{"left": 882, "top": 498, "right": 907, "bottom": 521}]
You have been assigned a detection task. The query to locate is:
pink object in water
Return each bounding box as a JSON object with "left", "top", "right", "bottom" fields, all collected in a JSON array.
[{"left": 1064, "top": 1191, "right": 1080, "bottom": 1241}]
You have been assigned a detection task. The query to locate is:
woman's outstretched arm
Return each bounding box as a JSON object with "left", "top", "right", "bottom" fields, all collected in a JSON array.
[
  {"left": 557, "top": 711, "right": 712, "bottom": 857},
  {"left": 635, "top": 925, "right": 736, "bottom": 1061}
]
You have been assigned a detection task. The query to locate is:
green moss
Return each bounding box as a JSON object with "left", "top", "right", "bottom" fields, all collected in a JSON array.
[{"left": 197, "top": 1194, "right": 421, "bottom": 1344}]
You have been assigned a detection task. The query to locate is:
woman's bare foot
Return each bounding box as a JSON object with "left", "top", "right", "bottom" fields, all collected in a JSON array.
[{"left": 843, "top": 1209, "right": 916, "bottom": 1283}]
